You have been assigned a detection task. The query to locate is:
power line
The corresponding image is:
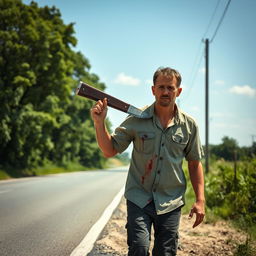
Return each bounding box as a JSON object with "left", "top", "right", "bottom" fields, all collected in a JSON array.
[
  {"left": 210, "top": 0, "right": 232, "bottom": 43},
  {"left": 202, "top": 0, "right": 221, "bottom": 39},
  {"left": 191, "top": 50, "right": 204, "bottom": 87},
  {"left": 184, "top": 0, "right": 222, "bottom": 102},
  {"left": 184, "top": 0, "right": 232, "bottom": 103},
  {"left": 185, "top": 47, "right": 204, "bottom": 101}
]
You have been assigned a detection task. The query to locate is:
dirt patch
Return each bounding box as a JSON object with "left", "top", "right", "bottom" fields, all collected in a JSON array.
[{"left": 89, "top": 197, "right": 248, "bottom": 256}]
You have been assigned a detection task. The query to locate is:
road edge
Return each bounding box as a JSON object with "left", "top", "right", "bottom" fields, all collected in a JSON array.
[{"left": 70, "top": 185, "right": 125, "bottom": 256}]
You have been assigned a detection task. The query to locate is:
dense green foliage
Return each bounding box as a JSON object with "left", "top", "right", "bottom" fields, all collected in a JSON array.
[
  {"left": 210, "top": 136, "right": 256, "bottom": 161},
  {"left": 182, "top": 158, "right": 256, "bottom": 254},
  {"left": 205, "top": 159, "right": 256, "bottom": 253},
  {"left": 205, "top": 137, "right": 256, "bottom": 234},
  {"left": 206, "top": 159, "right": 256, "bottom": 230},
  {"left": 207, "top": 137, "right": 256, "bottom": 235},
  {"left": 183, "top": 136, "right": 256, "bottom": 252},
  {"left": 0, "top": 0, "right": 107, "bottom": 173}
]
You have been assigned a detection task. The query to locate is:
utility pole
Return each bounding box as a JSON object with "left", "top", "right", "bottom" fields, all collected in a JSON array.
[
  {"left": 205, "top": 38, "right": 209, "bottom": 173},
  {"left": 252, "top": 135, "right": 256, "bottom": 144},
  {"left": 233, "top": 149, "right": 238, "bottom": 191}
]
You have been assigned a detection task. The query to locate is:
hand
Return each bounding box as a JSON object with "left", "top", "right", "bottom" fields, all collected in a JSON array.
[
  {"left": 188, "top": 200, "right": 205, "bottom": 228},
  {"left": 90, "top": 98, "right": 108, "bottom": 124}
]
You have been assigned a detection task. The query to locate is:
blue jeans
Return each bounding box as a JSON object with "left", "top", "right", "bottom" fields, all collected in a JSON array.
[{"left": 126, "top": 200, "right": 181, "bottom": 256}]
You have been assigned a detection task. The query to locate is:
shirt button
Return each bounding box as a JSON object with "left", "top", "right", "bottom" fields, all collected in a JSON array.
[
  {"left": 162, "top": 143, "right": 164, "bottom": 146},
  {"left": 157, "top": 170, "right": 160, "bottom": 174}
]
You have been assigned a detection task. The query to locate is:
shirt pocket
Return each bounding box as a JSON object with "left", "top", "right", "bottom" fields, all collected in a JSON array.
[
  {"left": 135, "top": 132, "right": 155, "bottom": 154},
  {"left": 172, "top": 133, "right": 188, "bottom": 145},
  {"left": 171, "top": 126, "right": 188, "bottom": 144},
  {"left": 166, "top": 128, "right": 189, "bottom": 158}
]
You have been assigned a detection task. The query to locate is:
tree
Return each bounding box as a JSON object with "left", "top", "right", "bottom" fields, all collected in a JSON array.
[
  {"left": 211, "top": 136, "right": 238, "bottom": 161},
  {"left": 0, "top": 0, "right": 107, "bottom": 171}
]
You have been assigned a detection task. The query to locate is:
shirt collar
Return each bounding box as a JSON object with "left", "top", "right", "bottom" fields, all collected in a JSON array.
[{"left": 141, "top": 103, "right": 185, "bottom": 125}]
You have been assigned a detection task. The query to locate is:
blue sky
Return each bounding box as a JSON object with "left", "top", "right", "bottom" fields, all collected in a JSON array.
[{"left": 25, "top": 0, "right": 256, "bottom": 148}]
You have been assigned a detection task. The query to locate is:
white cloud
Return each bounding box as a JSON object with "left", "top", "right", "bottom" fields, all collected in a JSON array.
[
  {"left": 229, "top": 85, "right": 256, "bottom": 98},
  {"left": 215, "top": 80, "right": 225, "bottom": 85},
  {"left": 114, "top": 72, "right": 140, "bottom": 86}
]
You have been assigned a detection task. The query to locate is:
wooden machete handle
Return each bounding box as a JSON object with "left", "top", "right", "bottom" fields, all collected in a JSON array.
[{"left": 76, "top": 82, "right": 130, "bottom": 113}]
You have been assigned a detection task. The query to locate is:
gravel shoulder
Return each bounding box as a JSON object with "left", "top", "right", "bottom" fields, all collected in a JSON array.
[{"left": 89, "top": 197, "right": 249, "bottom": 256}]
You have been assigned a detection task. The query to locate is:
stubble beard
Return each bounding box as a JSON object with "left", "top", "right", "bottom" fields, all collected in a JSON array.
[
  {"left": 159, "top": 97, "right": 172, "bottom": 107},
  {"left": 159, "top": 101, "right": 170, "bottom": 107}
]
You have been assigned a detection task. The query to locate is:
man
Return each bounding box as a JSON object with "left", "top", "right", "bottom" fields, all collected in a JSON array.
[{"left": 90, "top": 67, "right": 205, "bottom": 256}]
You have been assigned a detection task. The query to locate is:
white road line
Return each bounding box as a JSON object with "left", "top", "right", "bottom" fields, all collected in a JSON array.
[
  {"left": 70, "top": 186, "right": 125, "bottom": 256},
  {"left": 0, "top": 189, "right": 11, "bottom": 194}
]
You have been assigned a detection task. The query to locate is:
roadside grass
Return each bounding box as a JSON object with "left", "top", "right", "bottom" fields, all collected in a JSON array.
[
  {"left": 0, "top": 162, "right": 89, "bottom": 180},
  {"left": 0, "top": 169, "right": 11, "bottom": 180},
  {"left": 31, "top": 162, "right": 89, "bottom": 176},
  {"left": 0, "top": 158, "right": 126, "bottom": 181},
  {"left": 105, "top": 158, "right": 126, "bottom": 168}
]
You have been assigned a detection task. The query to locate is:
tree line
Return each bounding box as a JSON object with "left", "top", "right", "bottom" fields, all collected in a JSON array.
[
  {"left": 209, "top": 136, "right": 256, "bottom": 161},
  {"left": 0, "top": 0, "right": 108, "bottom": 172}
]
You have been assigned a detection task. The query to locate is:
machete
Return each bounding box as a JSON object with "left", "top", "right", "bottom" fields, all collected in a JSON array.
[{"left": 76, "top": 81, "right": 150, "bottom": 118}]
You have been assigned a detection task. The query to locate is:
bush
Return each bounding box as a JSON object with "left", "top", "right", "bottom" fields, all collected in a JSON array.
[{"left": 205, "top": 159, "right": 256, "bottom": 237}]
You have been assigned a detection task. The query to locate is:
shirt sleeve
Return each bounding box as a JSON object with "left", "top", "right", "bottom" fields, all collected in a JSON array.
[
  {"left": 111, "top": 116, "right": 134, "bottom": 154},
  {"left": 185, "top": 122, "right": 204, "bottom": 161}
]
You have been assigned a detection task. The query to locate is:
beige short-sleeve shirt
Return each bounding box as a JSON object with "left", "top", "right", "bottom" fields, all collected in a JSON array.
[{"left": 112, "top": 103, "right": 204, "bottom": 215}]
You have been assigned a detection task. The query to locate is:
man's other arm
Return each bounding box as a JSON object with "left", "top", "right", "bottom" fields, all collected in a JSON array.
[{"left": 188, "top": 160, "right": 205, "bottom": 228}]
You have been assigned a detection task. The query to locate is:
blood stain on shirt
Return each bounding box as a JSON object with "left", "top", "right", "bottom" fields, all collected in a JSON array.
[{"left": 141, "top": 154, "right": 158, "bottom": 184}]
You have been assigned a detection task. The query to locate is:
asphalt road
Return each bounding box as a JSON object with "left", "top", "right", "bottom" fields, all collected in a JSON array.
[{"left": 0, "top": 167, "right": 128, "bottom": 256}]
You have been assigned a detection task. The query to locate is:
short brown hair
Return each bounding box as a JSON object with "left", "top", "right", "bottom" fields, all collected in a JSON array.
[{"left": 153, "top": 67, "right": 182, "bottom": 87}]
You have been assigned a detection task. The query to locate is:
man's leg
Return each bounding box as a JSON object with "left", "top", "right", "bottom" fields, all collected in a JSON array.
[
  {"left": 126, "top": 200, "right": 152, "bottom": 256},
  {"left": 152, "top": 206, "right": 181, "bottom": 256}
]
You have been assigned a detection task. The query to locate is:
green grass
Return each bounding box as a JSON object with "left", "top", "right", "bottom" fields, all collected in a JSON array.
[
  {"left": 0, "top": 169, "right": 11, "bottom": 180},
  {"left": 0, "top": 158, "right": 127, "bottom": 180},
  {"left": 31, "top": 163, "right": 85, "bottom": 176},
  {"left": 104, "top": 157, "right": 127, "bottom": 168},
  {"left": 0, "top": 163, "right": 89, "bottom": 180}
]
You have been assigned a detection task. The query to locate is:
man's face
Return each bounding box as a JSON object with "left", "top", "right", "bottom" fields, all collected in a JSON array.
[{"left": 152, "top": 75, "right": 182, "bottom": 107}]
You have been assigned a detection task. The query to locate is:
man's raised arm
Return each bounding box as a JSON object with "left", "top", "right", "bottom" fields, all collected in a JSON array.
[{"left": 90, "top": 98, "right": 118, "bottom": 158}]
